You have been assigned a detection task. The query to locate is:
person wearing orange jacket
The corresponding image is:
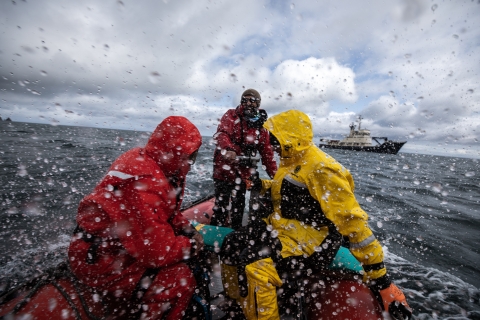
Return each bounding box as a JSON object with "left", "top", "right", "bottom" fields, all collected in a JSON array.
[
  {"left": 211, "top": 89, "right": 277, "bottom": 230},
  {"left": 68, "top": 116, "right": 203, "bottom": 320}
]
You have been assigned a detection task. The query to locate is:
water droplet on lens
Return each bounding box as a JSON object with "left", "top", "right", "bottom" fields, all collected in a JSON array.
[
  {"left": 17, "top": 164, "right": 28, "bottom": 177},
  {"left": 40, "top": 70, "right": 48, "bottom": 76},
  {"left": 431, "top": 183, "right": 442, "bottom": 193},
  {"left": 465, "top": 172, "right": 475, "bottom": 177},
  {"left": 49, "top": 298, "right": 58, "bottom": 311},
  {"left": 149, "top": 71, "right": 161, "bottom": 84},
  {"left": 431, "top": 4, "right": 438, "bottom": 12}
]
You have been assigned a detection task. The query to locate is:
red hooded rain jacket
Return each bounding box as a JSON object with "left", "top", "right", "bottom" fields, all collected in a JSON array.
[{"left": 68, "top": 116, "right": 202, "bottom": 289}]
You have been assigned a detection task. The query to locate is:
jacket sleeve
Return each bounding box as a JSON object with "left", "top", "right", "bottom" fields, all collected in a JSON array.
[
  {"left": 307, "top": 165, "right": 387, "bottom": 282},
  {"left": 214, "top": 110, "right": 243, "bottom": 155},
  {"left": 170, "top": 210, "right": 193, "bottom": 233},
  {"left": 112, "top": 177, "right": 192, "bottom": 268},
  {"left": 259, "top": 129, "right": 278, "bottom": 178}
]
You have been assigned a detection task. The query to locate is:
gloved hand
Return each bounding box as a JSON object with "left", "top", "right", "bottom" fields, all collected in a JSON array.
[
  {"left": 223, "top": 150, "right": 237, "bottom": 161},
  {"left": 181, "top": 226, "right": 204, "bottom": 258},
  {"left": 190, "top": 231, "right": 204, "bottom": 257},
  {"left": 245, "top": 172, "right": 262, "bottom": 191},
  {"left": 275, "top": 255, "right": 313, "bottom": 280},
  {"left": 221, "top": 219, "right": 282, "bottom": 266},
  {"left": 371, "top": 280, "right": 412, "bottom": 320}
]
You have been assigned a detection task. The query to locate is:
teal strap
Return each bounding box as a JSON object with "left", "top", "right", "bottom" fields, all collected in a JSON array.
[
  {"left": 328, "top": 246, "right": 363, "bottom": 274},
  {"left": 193, "top": 223, "right": 234, "bottom": 250}
]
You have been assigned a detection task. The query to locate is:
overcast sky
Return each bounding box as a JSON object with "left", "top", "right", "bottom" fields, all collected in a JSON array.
[{"left": 1, "top": 0, "right": 479, "bottom": 158}]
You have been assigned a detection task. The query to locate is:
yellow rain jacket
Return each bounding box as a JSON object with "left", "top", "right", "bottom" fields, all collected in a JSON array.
[{"left": 239, "top": 110, "right": 387, "bottom": 320}]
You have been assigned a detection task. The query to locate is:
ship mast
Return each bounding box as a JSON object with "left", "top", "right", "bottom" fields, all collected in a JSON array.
[{"left": 357, "top": 115, "right": 363, "bottom": 130}]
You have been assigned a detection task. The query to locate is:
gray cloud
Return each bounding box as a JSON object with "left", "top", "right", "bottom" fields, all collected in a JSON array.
[{"left": 1, "top": 0, "right": 479, "bottom": 158}]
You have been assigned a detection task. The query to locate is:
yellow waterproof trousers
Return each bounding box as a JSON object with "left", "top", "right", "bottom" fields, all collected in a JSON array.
[
  {"left": 231, "top": 258, "right": 283, "bottom": 320},
  {"left": 222, "top": 258, "right": 283, "bottom": 319}
]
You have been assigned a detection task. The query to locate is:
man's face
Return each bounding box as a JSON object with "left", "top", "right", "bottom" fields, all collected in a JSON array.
[{"left": 242, "top": 95, "right": 260, "bottom": 117}]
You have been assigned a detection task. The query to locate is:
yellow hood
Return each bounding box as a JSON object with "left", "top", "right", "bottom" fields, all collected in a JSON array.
[{"left": 263, "top": 110, "right": 314, "bottom": 158}]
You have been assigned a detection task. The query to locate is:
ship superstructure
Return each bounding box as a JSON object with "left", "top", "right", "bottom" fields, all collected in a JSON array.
[{"left": 319, "top": 116, "right": 406, "bottom": 154}]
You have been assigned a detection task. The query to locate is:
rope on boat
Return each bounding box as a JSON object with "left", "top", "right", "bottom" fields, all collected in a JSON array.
[
  {"left": 10, "top": 278, "right": 48, "bottom": 315},
  {"left": 50, "top": 280, "right": 83, "bottom": 320},
  {"left": 70, "top": 278, "right": 107, "bottom": 320}
]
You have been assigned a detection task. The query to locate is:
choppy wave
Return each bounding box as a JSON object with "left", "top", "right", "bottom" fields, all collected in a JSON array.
[{"left": 1, "top": 121, "right": 479, "bottom": 319}]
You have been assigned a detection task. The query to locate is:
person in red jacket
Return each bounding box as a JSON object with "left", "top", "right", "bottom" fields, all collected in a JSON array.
[
  {"left": 68, "top": 116, "right": 203, "bottom": 320},
  {"left": 211, "top": 89, "right": 277, "bottom": 230}
]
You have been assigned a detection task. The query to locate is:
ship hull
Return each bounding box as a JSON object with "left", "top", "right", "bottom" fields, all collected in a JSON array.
[{"left": 320, "top": 141, "right": 406, "bottom": 155}]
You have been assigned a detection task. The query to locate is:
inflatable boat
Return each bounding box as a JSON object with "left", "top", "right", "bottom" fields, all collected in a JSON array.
[{"left": 0, "top": 195, "right": 383, "bottom": 319}]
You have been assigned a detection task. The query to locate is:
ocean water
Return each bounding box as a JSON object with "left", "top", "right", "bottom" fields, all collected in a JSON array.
[{"left": 0, "top": 121, "right": 479, "bottom": 319}]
